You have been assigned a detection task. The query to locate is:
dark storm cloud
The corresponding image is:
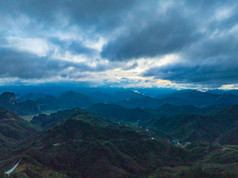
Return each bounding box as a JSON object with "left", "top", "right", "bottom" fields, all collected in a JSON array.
[
  {"left": 0, "top": 0, "right": 137, "bottom": 33},
  {"left": 143, "top": 33, "right": 238, "bottom": 87},
  {"left": 143, "top": 2, "right": 238, "bottom": 87},
  {"left": 0, "top": 49, "right": 59, "bottom": 79},
  {"left": 101, "top": 0, "right": 238, "bottom": 61},
  {"left": 101, "top": 10, "right": 200, "bottom": 61},
  {"left": 0, "top": 48, "right": 113, "bottom": 79},
  {"left": 1, "top": 0, "right": 238, "bottom": 87},
  {"left": 144, "top": 63, "right": 238, "bottom": 87}
]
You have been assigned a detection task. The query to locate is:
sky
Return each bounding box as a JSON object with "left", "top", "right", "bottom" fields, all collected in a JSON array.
[{"left": 1, "top": 0, "right": 238, "bottom": 90}]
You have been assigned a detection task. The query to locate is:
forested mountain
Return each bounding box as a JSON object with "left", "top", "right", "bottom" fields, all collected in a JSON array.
[
  {"left": 0, "top": 109, "right": 36, "bottom": 153},
  {"left": 1, "top": 89, "right": 238, "bottom": 115},
  {"left": 0, "top": 108, "right": 193, "bottom": 177},
  {"left": 0, "top": 92, "right": 40, "bottom": 115},
  {"left": 0, "top": 90, "right": 238, "bottom": 177}
]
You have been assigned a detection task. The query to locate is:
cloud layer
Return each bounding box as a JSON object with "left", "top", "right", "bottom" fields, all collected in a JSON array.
[{"left": 1, "top": 0, "right": 238, "bottom": 88}]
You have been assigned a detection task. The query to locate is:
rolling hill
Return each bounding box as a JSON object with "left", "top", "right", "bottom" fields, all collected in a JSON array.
[
  {"left": 0, "top": 109, "right": 36, "bottom": 154},
  {"left": 1, "top": 109, "right": 193, "bottom": 177}
]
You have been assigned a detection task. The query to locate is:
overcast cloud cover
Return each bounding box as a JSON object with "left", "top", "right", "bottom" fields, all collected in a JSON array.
[{"left": 1, "top": 0, "right": 238, "bottom": 89}]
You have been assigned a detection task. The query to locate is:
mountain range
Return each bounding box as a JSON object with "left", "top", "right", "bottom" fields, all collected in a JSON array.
[
  {"left": 0, "top": 89, "right": 238, "bottom": 177},
  {"left": 2, "top": 89, "right": 238, "bottom": 115}
]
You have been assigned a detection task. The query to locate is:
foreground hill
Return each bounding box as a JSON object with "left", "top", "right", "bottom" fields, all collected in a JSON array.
[
  {"left": 1, "top": 106, "right": 238, "bottom": 177},
  {"left": 145, "top": 105, "right": 238, "bottom": 145},
  {"left": 30, "top": 108, "right": 117, "bottom": 130},
  {"left": 146, "top": 114, "right": 222, "bottom": 143},
  {"left": 218, "top": 128, "right": 238, "bottom": 145},
  {"left": 1, "top": 109, "right": 193, "bottom": 177},
  {"left": 88, "top": 103, "right": 238, "bottom": 145},
  {"left": 31, "top": 109, "right": 77, "bottom": 130},
  {"left": 0, "top": 109, "right": 36, "bottom": 154}
]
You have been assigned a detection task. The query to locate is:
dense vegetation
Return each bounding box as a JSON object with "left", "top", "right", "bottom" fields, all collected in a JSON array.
[
  {"left": 0, "top": 109, "right": 36, "bottom": 154},
  {"left": 0, "top": 89, "right": 238, "bottom": 177}
]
